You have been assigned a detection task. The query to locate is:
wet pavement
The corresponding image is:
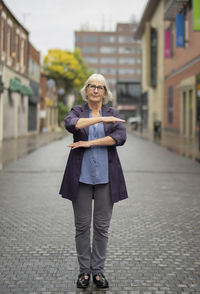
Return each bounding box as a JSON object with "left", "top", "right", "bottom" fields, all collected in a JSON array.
[
  {"left": 0, "top": 130, "right": 66, "bottom": 171},
  {"left": 0, "top": 130, "right": 200, "bottom": 293},
  {"left": 131, "top": 126, "right": 200, "bottom": 163}
]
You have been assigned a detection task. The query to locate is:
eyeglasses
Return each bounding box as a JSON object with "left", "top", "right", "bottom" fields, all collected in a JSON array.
[{"left": 88, "top": 84, "right": 105, "bottom": 91}]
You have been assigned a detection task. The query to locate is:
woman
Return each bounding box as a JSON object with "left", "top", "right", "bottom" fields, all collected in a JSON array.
[{"left": 59, "top": 73, "right": 128, "bottom": 289}]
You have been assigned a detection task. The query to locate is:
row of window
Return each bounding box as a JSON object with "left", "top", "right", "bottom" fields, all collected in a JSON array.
[
  {"left": 84, "top": 56, "right": 141, "bottom": 64},
  {"left": 76, "top": 35, "right": 140, "bottom": 44},
  {"left": 0, "top": 17, "right": 26, "bottom": 67},
  {"left": 91, "top": 68, "right": 141, "bottom": 75},
  {"left": 82, "top": 46, "right": 141, "bottom": 54},
  {"left": 28, "top": 58, "right": 40, "bottom": 81}
]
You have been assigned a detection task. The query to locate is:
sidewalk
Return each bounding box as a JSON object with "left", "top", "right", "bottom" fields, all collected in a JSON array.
[
  {"left": 130, "top": 126, "right": 200, "bottom": 163},
  {"left": 0, "top": 128, "right": 66, "bottom": 170}
]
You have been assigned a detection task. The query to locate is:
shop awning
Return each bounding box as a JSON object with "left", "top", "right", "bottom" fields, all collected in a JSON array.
[{"left": 9, "top": 78, "right": 33, "bottom": 96}]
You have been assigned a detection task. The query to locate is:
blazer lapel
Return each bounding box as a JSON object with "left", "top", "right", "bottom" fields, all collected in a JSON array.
[{"left": 80, "top": 103, "right": 90, "bottom": 137}]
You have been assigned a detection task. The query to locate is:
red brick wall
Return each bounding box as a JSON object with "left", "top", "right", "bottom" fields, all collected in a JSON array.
[
  {"left": 164, "top": 61, "right": 200, "bottom": 131},
  {"left": 165, "top": 8, "right": 200, "bottom": 77},
  {"left": 164, "top": 4, "right": 200, "bottom": 133},
  {"left": 29, "top": 42, "right": 40, "bottom": 64}
]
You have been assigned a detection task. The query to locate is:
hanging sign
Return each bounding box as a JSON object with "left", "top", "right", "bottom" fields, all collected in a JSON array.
[
  {"left": 176, "top": 14, "right": 184, "bottom": 47},
  {"left": 193, "top": 0, "right": 200, "bottom": 31},
  {"left": 164, "top": 29, "right": 171, "bottom": 58}
]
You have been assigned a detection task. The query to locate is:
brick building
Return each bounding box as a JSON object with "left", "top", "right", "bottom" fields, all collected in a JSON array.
[
  {"left": 164, "top": 0, "right": 200, "bottom": 141},
  {"left": 0, "top": 0, "right": 46, "bottom": 142},
  {"left": 28, "top": 42, "right": 40, "bottom": 133},
  {"left": 75, "top": 23, "right": 141, "bottom": 117},
  {"left": 0, "top": 0, "right": 38, "bottom": 141}
]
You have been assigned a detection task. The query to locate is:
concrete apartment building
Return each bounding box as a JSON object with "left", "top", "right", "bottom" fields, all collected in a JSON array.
[
  {"left": 164, "top": 0, "right": 200, "bottom": 141},
  {"left": 75, "top": 23, "right": 142, "bottom": 117}
]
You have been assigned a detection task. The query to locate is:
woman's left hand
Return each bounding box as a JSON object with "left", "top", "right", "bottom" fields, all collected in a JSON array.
[{"left": 67, "top": 141, "right": 91, "bottom": 149}]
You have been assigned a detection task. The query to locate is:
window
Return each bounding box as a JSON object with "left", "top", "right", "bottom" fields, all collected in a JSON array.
[
  {"left": 100, "top": 57, "right": 116, "bottom": 64},
  {"left": 84, "top": 57, "right": 98, "bottom": 64},
  {"left": 119, "top": 57, "right": 135, "bottom": 64},
  {"left": 0, "top": 19, "right": 5, "bottom": 52},
  {"left": 16, "top": 35, "right": 20, "bottom": 63},
  {"left": 137, "top": 68, "right": 141, "bottom": 75},
  {"left": 137, "top": 58, "right": 141, "bottom": 64},
  {"left": 28, "top": 58, "right": 40, "bottom": 80},
  {"left": 82, "top": 46, "right": 98, "bottom": 53},
  {"left": 75, "top": 35, "right": 81, "bottom": 43},
  {"left": 20, "top": 39, "right": 25, "bottom": 67},
  {"left": 101, "top": 35, "right": 116, "bottom": 43},
  {"left": 118, "top": 47, "right": 134, "bottom": 54},
  {"left": 100, "top": 46, "right": 116, "bottom": 54},
  {"left": 150, "top": 28, "right": 157, "bottom": 87},
  {"left": 168, "top": 86, "right": 173, "bottom": 124},
  {"left": 117, "top": 82, "right": 141, "bottom": 105},
  {"left": 118, "top": 68, "right": 135, "bottom": 75},
  {"left": 107, "top": 79, "right": 116, "bottom": 85},
  {"left": 100, "top": 68, "right": 116, "bottom": 75},
  {"left": 7, "top": 25, "right": 11, "bottom": 56},
  {"left": 118, "top": 36, "right": 133, "bottom": 43},
  {"left": 82, "top": 35, "right": 98, "bottom": 42}
]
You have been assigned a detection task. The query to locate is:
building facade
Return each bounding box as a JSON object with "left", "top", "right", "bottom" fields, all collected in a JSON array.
[
  {"left": 40, "top": 73, "right": 58, "bottom": 133},
  {"left": 0, "top": 0, "right": 44, "bottom": 142},
  {"left": 135, "top": 0, "right": 170, "bottom": 134},
  {"left": 28, "top": 42, "right": 40, "bottom": 134},
  {"left": 164, "top": 0, "right": 200, "bottom": 141},
  {"left": 75, "top": 23, "right": 141, "bottom": 116},
  {"left": 0, "top": 0, "right": 35, "bottom": 141}
]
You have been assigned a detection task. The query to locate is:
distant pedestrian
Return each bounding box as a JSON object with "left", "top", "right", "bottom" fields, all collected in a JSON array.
[{"left": 59, "top": 73, "right": 128, "bottom": 289}]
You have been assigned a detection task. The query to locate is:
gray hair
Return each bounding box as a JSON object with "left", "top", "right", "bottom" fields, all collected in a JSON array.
[{"left": 80, "top": 73, "right": 112, "bottom": 104}]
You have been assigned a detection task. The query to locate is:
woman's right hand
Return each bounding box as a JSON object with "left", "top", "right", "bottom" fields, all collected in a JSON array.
[{"left": 101, "top": 116, "right": 125, "bottom": 124}]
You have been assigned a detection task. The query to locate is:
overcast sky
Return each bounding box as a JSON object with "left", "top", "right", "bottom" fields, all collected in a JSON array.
[{"left": 4, "top": 0, "right": 148, "bottom": 59}]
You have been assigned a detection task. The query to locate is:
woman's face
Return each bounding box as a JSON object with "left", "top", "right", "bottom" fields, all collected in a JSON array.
[{"left": 86, "top": 80, "right": 106, "bottom": 104}]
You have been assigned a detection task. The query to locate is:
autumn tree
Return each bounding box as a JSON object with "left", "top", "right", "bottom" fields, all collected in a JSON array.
[{"left": 43, "top": 48, "right": 93, "bottom": 98}]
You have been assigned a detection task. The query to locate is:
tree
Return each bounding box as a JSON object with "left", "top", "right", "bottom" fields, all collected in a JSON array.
[{"left": 43, "top": 48, "right": 93, "bottom": 94}]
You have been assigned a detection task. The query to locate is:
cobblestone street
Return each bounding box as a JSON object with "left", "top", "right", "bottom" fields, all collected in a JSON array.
[{"left": 0, "top": 131, "right": 200, "bottom": 294}]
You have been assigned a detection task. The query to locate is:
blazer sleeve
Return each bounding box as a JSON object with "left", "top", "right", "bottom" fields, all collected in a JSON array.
[
  {"left": 108, "top": 109, "right": 127, "bottom": 146},
  {"left": 64, "top": 106, "right": 80, "bottom": 134}
]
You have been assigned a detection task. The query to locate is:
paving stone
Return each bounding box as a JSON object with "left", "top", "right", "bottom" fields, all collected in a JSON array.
[{"left": 0, "top": 134, "right": 200, "bottom": 293}]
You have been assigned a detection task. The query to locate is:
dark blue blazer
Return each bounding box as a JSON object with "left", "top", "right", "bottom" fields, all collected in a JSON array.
[{"left": 59, "top": 103, "right": 128, "bottom": 203}]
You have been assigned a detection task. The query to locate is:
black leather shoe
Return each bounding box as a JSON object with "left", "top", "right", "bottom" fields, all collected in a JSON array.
[
  {"left": 93, "top": 273, "right": 109, "bottom": 288},
  {"left": 77, "top": 273, "right": 90, "bottom": 288}
]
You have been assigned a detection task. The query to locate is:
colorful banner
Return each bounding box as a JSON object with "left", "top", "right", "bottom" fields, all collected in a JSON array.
[
  {"left": 164, "top": 29, "right": 171, "bottom": 58},
  {"left": 176, "top": 14, "right": 184, "bottom": 47},
  {"left": 193, "top": 0, "right": 200, "bottom": 31}
]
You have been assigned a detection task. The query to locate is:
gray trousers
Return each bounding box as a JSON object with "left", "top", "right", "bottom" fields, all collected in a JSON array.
[{"left": 72, "top": 182, "right": 113, "bottom": 275}]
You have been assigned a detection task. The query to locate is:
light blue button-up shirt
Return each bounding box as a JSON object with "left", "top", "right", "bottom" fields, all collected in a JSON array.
[{"left": 79, "top": 109, "right": 109, "bottom": 185}]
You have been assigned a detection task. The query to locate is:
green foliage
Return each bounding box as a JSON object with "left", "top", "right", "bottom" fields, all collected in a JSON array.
[
  {"left": 43, "top": 48, "right": 93, "bottom": 94},
  {"left": 58, "top": 101, "right": 70, "bottom": 126}
]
